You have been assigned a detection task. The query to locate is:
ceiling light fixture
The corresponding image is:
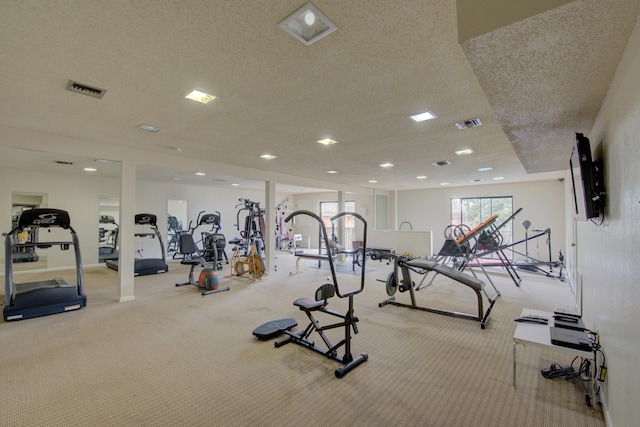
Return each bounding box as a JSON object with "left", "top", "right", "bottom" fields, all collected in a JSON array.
[
  {"left": 231, "top": 183, "right": 240, "bottom": 186},
  {"left": 416, "top": 175, "right": 427, "bottom": 179},
  {"left": 137, "top": 124, "right": 164, "bottom": 134},
  {"left": 455, "top": 149, "right": 474, "bottom": 155},
  {"left": 478, "top": 167, "right": 493, "bottom": 172},
  {"left": 317, "top": 138, "right": 338, "bottom": 145},
  {"left": 409, "top": 111, "right": 437, "bottom": 122},
  {"left": 439, "top": 182, "right": 450, "bottom": 186},
  {"left": 493, "top": 176, "right": 505, "bottom": 180},
  {"left": 368, "top": 180, "right": 378, "bottom": 183},
  {"left": 185, "top": 89, "right": 217, "bottom": 104},
  {"left": 379, "top": 162, "right": 394, "bottom": 168},
  {"left": 83, "top": 167, "right": 97, "bottom": 172},
  {"left": 260, "top": 154, "right": 277, "bottom": 160},
  {"left": 325, "top": 170, "right": 339, "bottom": 174},
  {"left": 279, "top": 2, "right": 338, "bottom": 46},
  {"left": 195, "top": 172, "right": 206, "bottom": 176}
]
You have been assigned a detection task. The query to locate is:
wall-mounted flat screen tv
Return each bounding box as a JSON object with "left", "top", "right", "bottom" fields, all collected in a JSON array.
[{"left": 569, "top": 132, "right": 604, "bottom": 220}]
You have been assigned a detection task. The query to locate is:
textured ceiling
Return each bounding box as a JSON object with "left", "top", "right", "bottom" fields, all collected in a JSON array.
[{"left": 0, "top": 1, "right": 638, "bottom": 192}]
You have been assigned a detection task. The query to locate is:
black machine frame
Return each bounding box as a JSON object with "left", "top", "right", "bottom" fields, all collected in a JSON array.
[{"left": 3, "top": 208, "right": 87, "bottom": 321}]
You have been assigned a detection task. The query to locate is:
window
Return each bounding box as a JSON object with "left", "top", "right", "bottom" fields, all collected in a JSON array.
[
  {"left": 450, "top": 196, "right": 514, "bottom": 258},
  {"left": 320, "top": 201, "right": 356, "bottom": 249}
]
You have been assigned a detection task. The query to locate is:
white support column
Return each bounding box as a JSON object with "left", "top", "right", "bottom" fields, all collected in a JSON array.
[
  {"left": 264, "top": 181, "right": 276, "bottom": 272},
  {"left": 118, "top": 160, "right": 136, "bottom": 302},
  {"left": 337, "top": 191, "right": 345, "bottom": 259}
]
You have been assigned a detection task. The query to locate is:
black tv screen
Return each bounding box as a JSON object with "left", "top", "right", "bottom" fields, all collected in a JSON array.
[{"left": 569, "top": 133, "right": 604, "bottom": 220}]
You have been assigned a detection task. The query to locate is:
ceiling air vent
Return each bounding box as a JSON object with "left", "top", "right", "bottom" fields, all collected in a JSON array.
[
  {"left": 65, "top": 80, "right": 107, "bottom": 99},
  {"left": 455, "top": 118, "right": 482, "bottom": 130},
  {"left": 431, "top": 160, "right": 452, "bottom": 167},
  {"left": 54, "top": 160, "right": 74, "bottom": 165}
]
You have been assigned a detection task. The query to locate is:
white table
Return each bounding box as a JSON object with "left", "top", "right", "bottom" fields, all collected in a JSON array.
[{"left": 513, "top": 308, "right": 593, "bottom": 388}]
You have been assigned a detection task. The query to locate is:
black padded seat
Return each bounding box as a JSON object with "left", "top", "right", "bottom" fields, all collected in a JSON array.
[
  {"left": 404, "top": 259, "right": 484, "bottom": 292},
  {"left": 293, "top": 296, "right": 325, "bottom": 311}
]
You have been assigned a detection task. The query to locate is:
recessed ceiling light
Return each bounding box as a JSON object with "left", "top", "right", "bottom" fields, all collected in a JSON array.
[
  {"left": 137, "top": 124, "right": 164, "bottom": 134},
  {"left": 231, "top": 183, "right": 240, "bottom": 186},
  {"left": 379, "top": 162, "right": 394, "bottom": 168},
  {"left": 455, "top": 149, "right": 474, "bottom": 155},
  {"left": 493, "top": 176, "right": 505, "bottom": 180},
  {"left": 368, "top": 180, "right": 378, "bottom": 183},
  {"left": 185, "top": 89, "right": 217, "bottom": 104},
  {"left": 325, "top": 170, "right": 339, "bottom": 174},
  {"left": 260, "top": 154, "right": 277, "bottom": 160},
  {"left": 409, "top": 111, "right": 437, "bottom": 122},
  {"left": 317, "top": 138, "right": 338, "bottom": 145},
  {"left": 439, "top": 182, "right": 450, "bottom": 186},
  {"left": 83, "top": 167, "right": 97, "bottom": 172},
  {"left": 416, "top": 175, "right": 427, "bottom": 179},
  {"left": 95, "top": 159, "right": 114, "bottom": 163},
  {"left": 478, "top": 167, "right": 493, "bottom": 172},
  {"left": 195, "top": 172, "right": 206, "bottom": 176},
  {"left": 279, "top": 2, "right": 338, "bottom": 46}
]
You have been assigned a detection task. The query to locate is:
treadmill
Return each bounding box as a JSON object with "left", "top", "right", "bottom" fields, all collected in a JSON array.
[
  {"left": 106, "top": 213, "right": 168, "bottom": 276},
  {"left": 98, "top": 215, "right": 119, "bottom": 263},
  {"left": 4, "top": 208, "right": 87, "bottom": 321}
]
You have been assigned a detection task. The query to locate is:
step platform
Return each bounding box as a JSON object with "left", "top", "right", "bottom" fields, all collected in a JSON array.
[{"left": 252, "top": 318, "right": 298, "bottom": 340}]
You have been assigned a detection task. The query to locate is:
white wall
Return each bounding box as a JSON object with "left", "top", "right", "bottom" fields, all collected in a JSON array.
[
  {"left": 396, "top": 180, "right": 566, "bottom": 259},
  {"left": 0, "top": 167, "right": 292, "bottom": 271},
  {"left": 573, "top": 16, "right": 640, "bottom": 427}
]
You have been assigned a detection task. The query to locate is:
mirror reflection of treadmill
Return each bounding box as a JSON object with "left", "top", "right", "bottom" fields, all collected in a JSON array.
[{"left": 105, "top": 213, "right": 168, "bottom": 276}]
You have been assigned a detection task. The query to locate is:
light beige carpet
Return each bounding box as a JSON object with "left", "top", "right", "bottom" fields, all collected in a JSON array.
[{"left": 1, "top": 255, "right": 605, "bottom": 426}]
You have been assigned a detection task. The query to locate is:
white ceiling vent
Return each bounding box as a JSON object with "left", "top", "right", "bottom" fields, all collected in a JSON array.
[
  {"left": 455, "top": 118, "right": 482, "bottom": 129},
  {"left": 65, "top": 80, "right": 107, "bottom": 99},
  {"left": 431, "top": 160, "right": 452, "bottom": 167}
]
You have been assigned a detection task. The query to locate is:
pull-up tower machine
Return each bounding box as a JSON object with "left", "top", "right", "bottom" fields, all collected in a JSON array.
[{"left": 253, "top": 210, "right": 368, "bottom": 378}]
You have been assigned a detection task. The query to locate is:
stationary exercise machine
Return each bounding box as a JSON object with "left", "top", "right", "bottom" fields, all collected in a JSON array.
[
  {"left": 106, "top": 213, "right": 169, "bottom": 276},
  {"left": 379, "top": 254, "right": 500, "bottom": 329},
  {"left": 228, "top": 235, "right": 265, "bottom": 280},
  {"left": 98, "top": 215, "right": 119, "bottom": 263},
  {"left": 253, "top": 210, "right": 369, "bottom": 378},
  {"left": 3, "top": 208, "right": 87, "bottom": 321},
  {"left": 166, "top": 214, "right": 182, "bottom": 253},
  {"left": 175, "top": 232, "right": 230, "bottom": 296},
  {"left": 275, "top": 197, "right": 295, "bottom": 251},
  {"left": 234, "top": 198, "right": 265, "bottom": 256},
  {"left": 228, "top": 199, "right": 265, "bottom": 280}
]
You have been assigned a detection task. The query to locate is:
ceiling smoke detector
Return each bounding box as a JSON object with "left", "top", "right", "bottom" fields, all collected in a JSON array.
[
  {"left": 431, "top": 160, "right": 452, "bottom": 167},
  {"left": 65, "top": 80, "right": 107, "bottom": 99},
  {"left": 454, "top": 118, "right": 482, "bottom": 129}
]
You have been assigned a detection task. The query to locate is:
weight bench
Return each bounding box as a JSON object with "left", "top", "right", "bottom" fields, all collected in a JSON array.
[
  {"left": 379, "top": 257, "right": 500, "bottom": 329},
  {"left": 294, "top": 251, "right": 337, "bottom": 274}
]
